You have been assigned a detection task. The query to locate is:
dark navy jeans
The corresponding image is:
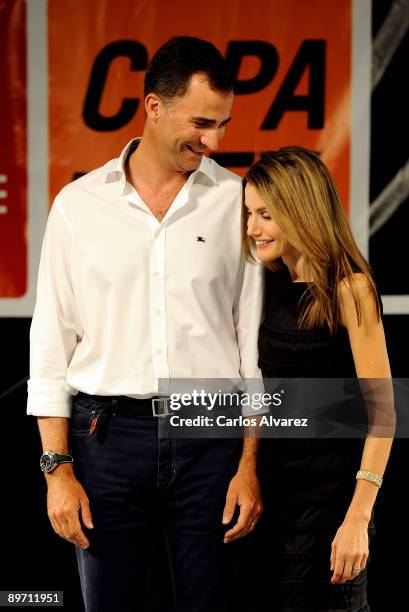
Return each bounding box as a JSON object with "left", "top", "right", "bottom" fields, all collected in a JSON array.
[{"left": 70, "top": 393, "right": 243, "bottom": 612}]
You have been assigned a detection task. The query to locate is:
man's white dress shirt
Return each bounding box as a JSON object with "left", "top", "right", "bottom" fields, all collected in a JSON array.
[{"left": 27, "top": 139, "right": 263, "bottom": 417}]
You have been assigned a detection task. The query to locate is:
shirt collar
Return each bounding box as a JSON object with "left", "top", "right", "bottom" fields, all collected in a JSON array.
[
  {"left": 108, "top": 138, "right": 218, "bottom": 189},
  {"left": 197, "top": 153, "right": 218, "bottom": 185}
]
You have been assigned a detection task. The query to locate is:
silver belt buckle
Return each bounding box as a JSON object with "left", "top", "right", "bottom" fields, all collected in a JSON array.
[{"left": 152, "top": 397, "right": 171, "bottom": 417}]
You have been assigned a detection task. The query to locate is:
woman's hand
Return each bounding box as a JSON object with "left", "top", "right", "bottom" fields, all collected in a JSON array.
[{"left": 330, "top": 515, "right": 369, "bottom": 584}]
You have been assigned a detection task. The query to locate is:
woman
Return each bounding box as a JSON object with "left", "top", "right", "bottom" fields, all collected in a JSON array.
[{"left": 242, "top": 147, "right": 394, "bottom": 611}]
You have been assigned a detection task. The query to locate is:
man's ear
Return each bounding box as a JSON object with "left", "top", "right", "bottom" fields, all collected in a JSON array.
[{"left": 145, "top": 93, "right": 161, "bottom": 123}]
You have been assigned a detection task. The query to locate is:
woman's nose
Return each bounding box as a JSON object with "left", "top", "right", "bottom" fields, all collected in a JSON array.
[{"left": 247, "top": 215, "right": 261, "bottom": 236}]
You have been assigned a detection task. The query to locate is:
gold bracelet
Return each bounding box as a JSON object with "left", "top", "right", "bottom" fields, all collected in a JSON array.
[{"left": 356, "top": 470, "right": 383, "bottom": 488}]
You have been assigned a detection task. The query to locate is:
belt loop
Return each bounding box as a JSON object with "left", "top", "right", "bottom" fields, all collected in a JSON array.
[{"left": 112, "top": 398, "right": 117, "bottom": 415}]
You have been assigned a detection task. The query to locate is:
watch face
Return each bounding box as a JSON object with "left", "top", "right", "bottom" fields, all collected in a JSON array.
[{"left": 40, "top": 452, "right": 55, "bottom": 472}]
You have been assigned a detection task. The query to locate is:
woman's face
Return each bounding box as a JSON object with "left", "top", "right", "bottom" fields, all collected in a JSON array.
[{"left": 244, "top": 183, "right": 296, "bottom": 264}]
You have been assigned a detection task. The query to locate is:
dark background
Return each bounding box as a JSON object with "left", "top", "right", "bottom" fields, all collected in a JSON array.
[{"left": 1, "top": 1, "right": 407, "bottom": 610}]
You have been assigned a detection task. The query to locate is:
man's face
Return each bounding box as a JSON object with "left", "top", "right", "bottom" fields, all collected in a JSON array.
[{"left": 153, "top": 73, "right": 233, "bottom": 173}]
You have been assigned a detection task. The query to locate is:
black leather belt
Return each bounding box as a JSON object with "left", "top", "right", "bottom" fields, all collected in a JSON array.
[{"left": 76, "top": 392, "right": 172, "bottom": 417}]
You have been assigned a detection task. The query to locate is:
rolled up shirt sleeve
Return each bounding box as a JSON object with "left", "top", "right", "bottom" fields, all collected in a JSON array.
[
  {"left": 27, "top": 198, "right": 82, "bottom": 417},
  {"left": 233, "top": 256, "right": 266, "bottom": 415},
  {"left": 233, "top": 256, "right": 264, "bottom": 379}
]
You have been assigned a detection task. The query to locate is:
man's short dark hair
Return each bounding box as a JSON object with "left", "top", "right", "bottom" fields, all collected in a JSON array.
[{"left": 144, "top": 36, "right": 233, "bottom": 100}]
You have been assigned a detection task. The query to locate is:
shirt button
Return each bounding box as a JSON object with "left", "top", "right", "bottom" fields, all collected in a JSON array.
[
  {"left": 154, "top": 309, "right": 161, "bottom": 315},
  {"left": 156, "top": 349, "right": 162, "bottom": 355},
  {"left": 153, "top": 271, "right": 160, "bottom": 277}
]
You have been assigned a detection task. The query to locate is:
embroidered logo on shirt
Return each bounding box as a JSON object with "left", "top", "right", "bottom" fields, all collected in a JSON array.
[{"left": 197, "top": 236, "right": 206, "bottom": 243}]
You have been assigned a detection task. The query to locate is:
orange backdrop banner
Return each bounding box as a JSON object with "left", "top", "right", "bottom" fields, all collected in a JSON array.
[
  {"left": 0, "top": 0, "right": 27, "bottom": 298},
  {"left": 1, "top": 0, "right": 353, "bottom": 306},
  {"left": 48, "top": 0, "right": 351, "bottom": 205}
]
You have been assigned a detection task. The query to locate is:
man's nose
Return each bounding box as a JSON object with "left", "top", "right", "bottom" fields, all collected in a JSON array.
[{"left": 200, "top": 131, "right": 220, "bottom": 151}]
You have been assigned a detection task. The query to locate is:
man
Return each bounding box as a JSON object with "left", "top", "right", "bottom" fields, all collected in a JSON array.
[{"left": 28, "top": 36, "right": 263, "bottom": 612}]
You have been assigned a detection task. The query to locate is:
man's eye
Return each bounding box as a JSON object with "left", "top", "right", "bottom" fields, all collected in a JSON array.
[{"left": 194, "top": 122, "right": 207, "bottom": 128}]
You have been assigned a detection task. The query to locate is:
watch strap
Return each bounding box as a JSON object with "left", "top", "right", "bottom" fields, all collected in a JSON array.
[{"left": 53, "top": 452, "right": 73, "bottom": 464}]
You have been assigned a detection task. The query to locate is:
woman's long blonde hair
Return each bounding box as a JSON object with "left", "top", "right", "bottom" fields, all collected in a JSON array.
[{"left": 242, "top": 147, "right": 380, "bottom": 333}]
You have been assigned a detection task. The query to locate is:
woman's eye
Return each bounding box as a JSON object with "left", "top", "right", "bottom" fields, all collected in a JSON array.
[{"left": 262, "top": 214, "right": 271, "bottom": 219}]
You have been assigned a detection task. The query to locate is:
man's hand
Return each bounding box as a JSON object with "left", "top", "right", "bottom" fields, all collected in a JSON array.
[
  {"left": 46, "top": 465, "right": 94, "bottom": 549},
  {"left": 222, "top": 464, "right": 262, "bottom": 543}
]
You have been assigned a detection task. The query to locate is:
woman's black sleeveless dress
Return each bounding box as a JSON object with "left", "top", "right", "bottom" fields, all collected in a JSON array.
[{"left": 256, "top": 267, "right": 374, "bottom": 612}]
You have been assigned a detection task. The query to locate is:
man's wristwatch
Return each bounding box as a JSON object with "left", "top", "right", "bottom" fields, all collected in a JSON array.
[{"left": 40, "top": 450, "right": 73, "bottom": 473}]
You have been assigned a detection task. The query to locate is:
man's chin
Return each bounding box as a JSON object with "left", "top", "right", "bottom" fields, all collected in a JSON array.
[{"left": 178, "top": 155, "right": 202, "bottom": 172}]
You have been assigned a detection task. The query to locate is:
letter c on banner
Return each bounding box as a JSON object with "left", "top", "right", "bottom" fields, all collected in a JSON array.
[{"left": 83, "top": 40, "right": 148, "bottom": 131}]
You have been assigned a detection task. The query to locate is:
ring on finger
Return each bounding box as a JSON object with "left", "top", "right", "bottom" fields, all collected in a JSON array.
[{"left": 352, "top": 566, "right": 361, "bottom": 575}]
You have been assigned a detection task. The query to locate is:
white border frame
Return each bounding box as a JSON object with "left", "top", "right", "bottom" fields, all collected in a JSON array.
[
  {"left": 0, "top": 0, "right": 48, "bottom": 316},
  {"left": 350, "top": 0, "right": 409, "bottom": 314},
  {"left": 350, "top": 0, "right": 371, "bottom": 259}
]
